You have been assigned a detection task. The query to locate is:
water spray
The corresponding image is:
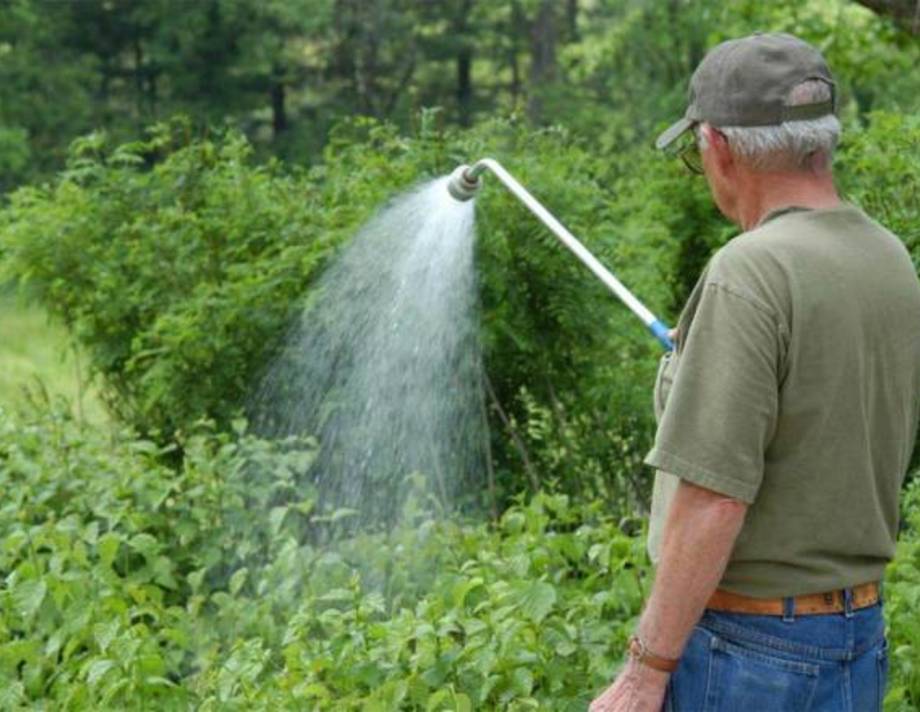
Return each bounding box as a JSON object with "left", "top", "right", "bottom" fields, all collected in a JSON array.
[{"left": 447, "top": 158, "right": 674, "bottom": 351}]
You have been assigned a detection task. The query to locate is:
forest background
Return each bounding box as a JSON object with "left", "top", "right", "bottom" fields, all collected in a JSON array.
[{"left": 0, "top": 0, "right": 919, "bottom": 709}]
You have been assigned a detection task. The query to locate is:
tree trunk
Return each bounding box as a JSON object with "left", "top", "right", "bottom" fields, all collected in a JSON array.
[
  {"left": 147, "top": 60, "right": 160, "bottom": 120},
  {"left": 331, "top": 0, "right": 359, "bottom": 113},
  {"left": 98, "top": 60, "right": 112, "bottom": 127},
  {"left": 527, "top": 0, "right": 557, "bottom": 123},
  {"left": 509, "top": 0, "right": 523, "bottom": 106},
  {"left": 270, "top": 64, "right": 288, "bottom": 137},
  {"left": 383, "top": 50, "right": 416, "bottom": 116},
  {"left": 457, "top": 46, "right": 473, "bottom": 126},
  {"left": 133, "top": 37, "right": 145, "bottom": 125},
  {"left": 354, "top": 2, "right": 384, "bottom": 116},
  {"left": 331, "top": 0, "right": 354, "bottom": 78},
  {"left": 566, "top": 0, "right": 578, "bottom": 41},
  {"left": 455, "top": 0, "right": 475, "bottom": 126}
]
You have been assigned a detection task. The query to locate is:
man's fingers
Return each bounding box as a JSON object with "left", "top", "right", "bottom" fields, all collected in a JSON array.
[
  {"left": 589, "top": 677, "right": 632, "bottom": 712},
  {"left": 589, "top": 684, "right": 613, "bottom": 711}
]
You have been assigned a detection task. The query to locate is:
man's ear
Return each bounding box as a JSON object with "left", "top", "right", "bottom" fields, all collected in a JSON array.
[{"left": 704, "top": 125, "right": 734, "bottom": 173}]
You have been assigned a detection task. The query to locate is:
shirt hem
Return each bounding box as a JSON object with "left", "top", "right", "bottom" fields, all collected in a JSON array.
[{"left": 644, "top": 447, "right": 759, "bottom": 504}]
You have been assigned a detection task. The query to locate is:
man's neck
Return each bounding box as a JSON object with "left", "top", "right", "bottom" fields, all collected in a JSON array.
[{"left": 735, "top": 171, "right": 841, "bottom": 231}]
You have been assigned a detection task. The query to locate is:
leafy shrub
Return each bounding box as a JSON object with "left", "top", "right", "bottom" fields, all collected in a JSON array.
[
  {"left": 1, "top": 119, "right": 374, "bottom": 438},
  {"left": 837, "top": 111, "right": 920, "bottom": 270},
  {"left": 0, "top": 403, "right": 319, "bottom": 707},
  {"left": 0, "top": 404, "right": 918, "bottom": 709},
  {"left": 0, "top": 403, "right": 648, "bottom": 709},
  {"left": 2, "top": 109, "right": 918, "bottom": 506},
  {"left": 0, "top": 115, "right": 680, "bottom": 506},
  {"left": 885, "top": 475, "right": 920, "bottom": 710}
]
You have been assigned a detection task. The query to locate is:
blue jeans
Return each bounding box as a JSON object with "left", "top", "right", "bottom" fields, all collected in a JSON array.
[{"left": 666, "top": 602, "right": 888, "bottom": 711}]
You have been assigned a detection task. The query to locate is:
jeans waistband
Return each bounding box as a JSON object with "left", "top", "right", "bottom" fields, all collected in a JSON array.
[{"left": 700, "top": 602, "right": 885, "bottom": 662}]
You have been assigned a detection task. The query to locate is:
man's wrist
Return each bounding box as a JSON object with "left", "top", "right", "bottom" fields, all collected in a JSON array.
[
  {"left": 627, "top": 634, "right": 681, "bottom": 673},
  {"left": 624, "top": 656, "right": 672, "bottom": 689}
]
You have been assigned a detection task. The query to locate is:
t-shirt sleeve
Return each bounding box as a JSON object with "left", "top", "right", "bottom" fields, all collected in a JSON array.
[{"left": 644, "top": 280, "right": 782, "bottom": 504}]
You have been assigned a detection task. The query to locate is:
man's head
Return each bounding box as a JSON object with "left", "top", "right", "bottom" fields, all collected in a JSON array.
[{"left": 657, "top": 33, "right": 841, "bottom": 226}]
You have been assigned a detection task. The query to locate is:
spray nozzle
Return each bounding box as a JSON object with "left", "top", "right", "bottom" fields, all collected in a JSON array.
[{"left": 446, "top": 165, "right": 482, "bottom": 202}]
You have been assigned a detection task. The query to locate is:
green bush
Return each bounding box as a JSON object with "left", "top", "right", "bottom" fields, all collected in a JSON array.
[
  {"left": 837, "top": 111, "right": 920, "bottom": 267},
  {"left": 1, "top": 120, "right": 372, "bottom": 438},
  {"left": 2, "top": 110, "right": 918, "bottom": 506},
  {"left": 0, "top": 404, "right": 918, "bottom": 709},
  {"left": 0, "top": 116, "right": 682, "bottom": 507},
  {"left": 0, "top": 404, "right": 647, "bottom": 709},
  {"left": 885, "top": 476, "right": 920, "bottom": 710}
]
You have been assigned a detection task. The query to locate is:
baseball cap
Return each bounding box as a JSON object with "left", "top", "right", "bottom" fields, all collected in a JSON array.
[{"left": 655, "top": 32, "right": 836, "bottom": 150}]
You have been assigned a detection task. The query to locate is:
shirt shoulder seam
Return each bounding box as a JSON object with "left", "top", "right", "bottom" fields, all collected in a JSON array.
[{"left": 703, "top": 281, "right": 787, "bottom": 334}]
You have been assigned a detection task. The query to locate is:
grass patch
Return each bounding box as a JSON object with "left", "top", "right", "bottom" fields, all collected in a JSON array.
[{"left": 0, "top": 292, "right": 105, "bottom": 422}]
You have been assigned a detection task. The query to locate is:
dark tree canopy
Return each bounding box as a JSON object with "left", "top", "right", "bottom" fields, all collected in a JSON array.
[
  {"left": 854, "top": 0, "right": 920, "bottom": 34},
  {"left": 1, "top": 0, "right": 918, "bottom": 193}
]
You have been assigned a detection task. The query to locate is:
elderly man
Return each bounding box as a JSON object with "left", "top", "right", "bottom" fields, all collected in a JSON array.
[{"left": 590, "top": 32, "right": 920, "bottom": 712}]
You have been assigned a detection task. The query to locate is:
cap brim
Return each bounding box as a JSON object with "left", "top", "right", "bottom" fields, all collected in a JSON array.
[{"left": 655, "top": 117, "right": 693, "bottom": 151}]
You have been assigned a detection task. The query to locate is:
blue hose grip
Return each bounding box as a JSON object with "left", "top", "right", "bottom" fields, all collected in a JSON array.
[{"left": 649, "top": 319, "right": 674, "bottom": 351}]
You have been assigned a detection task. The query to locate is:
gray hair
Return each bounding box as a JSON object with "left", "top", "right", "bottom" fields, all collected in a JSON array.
[{"left": 701, "top": 80, "right": 840, "bottom": 172}]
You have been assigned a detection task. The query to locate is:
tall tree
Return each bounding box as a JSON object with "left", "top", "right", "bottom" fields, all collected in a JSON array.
[
  {"left": 0, "top": 0, "right": 95, "bottom": 186},
  {"left": 527, "top": 0, "right": 558, "bottom": 123},
  {"left": 329, "top": 0, "right": 419, "bottom": 119},
  {"left": 455, "top": 0, "right": 476, "bottom": 127}
]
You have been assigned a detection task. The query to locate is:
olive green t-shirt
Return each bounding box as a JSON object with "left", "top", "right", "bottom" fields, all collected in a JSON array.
[{"left": 645, "top": 204, "right": 920, "bottom": 598}]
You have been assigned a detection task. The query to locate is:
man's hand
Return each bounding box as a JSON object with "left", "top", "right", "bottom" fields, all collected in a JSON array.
[
  {"left": 589, "top": 480, "right": 746, "bottom": 711},
  {"left": 588, "top": 659, "right": 669, "bottom": 712}
]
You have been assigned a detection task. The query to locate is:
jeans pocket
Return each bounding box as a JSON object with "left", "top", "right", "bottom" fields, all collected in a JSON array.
[{"left": 703, "top": 634, "right": 820, "bottom": 712}]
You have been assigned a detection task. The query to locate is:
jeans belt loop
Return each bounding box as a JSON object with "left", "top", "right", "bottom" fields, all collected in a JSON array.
[
  {"left": 843, "top": 587, "right": 855, "bottom": 618},
  {"left": 782, "top": 596, "right": 795, "bottom": 623}
]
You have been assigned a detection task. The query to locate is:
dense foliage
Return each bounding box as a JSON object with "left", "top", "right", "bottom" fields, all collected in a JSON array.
[
  {"left": 1, "top": 405, "right": 918, "bottom": 710},
  {"left": 0, "top": 117, "right": 673, "bottom": 508},
  {"left": 1, "top": 2, "right": 919, "bottom": 709},
  {"left": 3, "top": 108, "right": 919, "bottom": 502},
  {"left": 2, "top": 0, "right": 918, "bottom": 191}
]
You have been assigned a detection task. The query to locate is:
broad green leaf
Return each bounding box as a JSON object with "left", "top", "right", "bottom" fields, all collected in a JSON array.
[
  {"left": 510, "top": 667, "right": 534, "bottom": 697},
  {"left": 229, "top": 568, "right": 248, "bottom": 596},
  {"left": 515, "top": 581, "right": 556, "bottom": 624},
  {"left": 94, "top": 620, "right": 119, "bottom": 654},
  {"left": 454, "top": 692, "right": 473, "bottom": 712},
  {"left": 86, "top": 659, "right": 116, "bottom": 687},
  {"left": 188, "top": 567, "right": 207, "bottom": 593},
  {"left": 144, "top": 676, "right": 176, "bottom": 688},
  {"left": 269, "top": 505, "right": 288, "bottom": 535},
  {"left": 452, "top": 577, "right": 484, "bottom": 608},
  {"left": 13, "top": 579, "right": 46, "bottom": 620},
  {"left": 129, "top": 533, "right": 160, "bottom": 558}
]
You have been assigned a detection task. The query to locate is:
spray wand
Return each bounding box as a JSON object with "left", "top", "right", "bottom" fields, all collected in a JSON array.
[{"left": 447, "top": 158, "right": 674, "bottom": 351}]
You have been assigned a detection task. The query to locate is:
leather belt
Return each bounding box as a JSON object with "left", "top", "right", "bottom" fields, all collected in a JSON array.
[{"left": 706, "top": 581, "right": 880, "bottom": 616}]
